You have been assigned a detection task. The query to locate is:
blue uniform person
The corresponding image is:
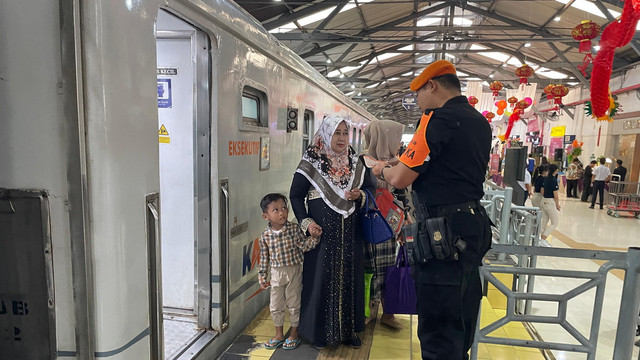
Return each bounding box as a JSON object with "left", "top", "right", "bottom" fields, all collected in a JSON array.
[{"left": 372, "top": 60, "right": 492, "bottom": 359}]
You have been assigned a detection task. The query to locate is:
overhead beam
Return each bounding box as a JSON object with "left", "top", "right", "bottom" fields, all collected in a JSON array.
[
  {"left": 264, "top": 1, "right": 336, "bottom": 31},
  {"left": 274, "top": 33, "right": 576, "bottom": 44},
  {"left": 547, "top": 42, "right": 589, "bottom": 85},
  {"left": 299, "top": 1, "right": 451, "bottom": 58}
]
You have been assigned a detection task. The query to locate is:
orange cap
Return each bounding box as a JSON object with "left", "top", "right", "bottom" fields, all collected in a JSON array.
[{"left": 410, "top": 60, "right": 457, "bottom": 91}]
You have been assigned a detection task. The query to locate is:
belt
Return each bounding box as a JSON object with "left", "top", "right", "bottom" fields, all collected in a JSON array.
[
  {"left": 433, "top": 200, "right": 482, "bottom": 217},
  {"left": 308, "top": 189, "right": 322, "bottom": 201}
]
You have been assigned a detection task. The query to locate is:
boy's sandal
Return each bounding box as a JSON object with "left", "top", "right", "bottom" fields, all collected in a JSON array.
[
  {"left": 282, "top": 338, "right": 301, "bottom": 350},
  {"left": 264, "top": 338, "right": 285, "bottom": 349}
]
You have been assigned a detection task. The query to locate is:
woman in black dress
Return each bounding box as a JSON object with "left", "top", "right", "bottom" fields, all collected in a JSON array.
[{"left": 290, "top": 115, "right": 375, "bottom": 348}]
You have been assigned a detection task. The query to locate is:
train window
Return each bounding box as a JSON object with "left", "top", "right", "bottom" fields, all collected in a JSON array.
[
  {"left": 242, "top": 86, "right": 268, "bottom": 129},
  {"left": 302, "top": 110, "right": 314, "bottom": 154}
]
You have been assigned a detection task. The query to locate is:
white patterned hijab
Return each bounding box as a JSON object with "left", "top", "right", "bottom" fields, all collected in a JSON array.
[{"left": 295, "top": 115, "right": 365, "bottom": 218}]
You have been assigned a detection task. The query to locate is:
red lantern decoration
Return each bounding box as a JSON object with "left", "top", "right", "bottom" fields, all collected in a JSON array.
[
  {"left": 468, "top": 96, "right": 479, "bottom": 107},
  {"left": 572, "top": 20, "right": 601, "bottom": 53},
  {"left": 489, "top": 81, "right": 503, "bottom": 97},
  {"left": 515, "top": 99, "right": 531, "bottom": 114},
  {"left": 543, "top": 84, "right": 555, "bottom": 102},
  {"left": 485, "top": 112, "right": 495, "bottom": 123},
  {"left": 515, "top": 64, "right": 534, "bottom": 85},
  {"left": 551, "top": 84, "right": 569, "bottom": 105},
  {"left": 507, "top": 96, "right": 518, "bottom": 109}
]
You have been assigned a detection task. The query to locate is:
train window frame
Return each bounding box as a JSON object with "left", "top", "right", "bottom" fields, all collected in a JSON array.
[
  {"left": 240, "top": 82, "right": 269, "bottom": 133},
  {"left": 302, "top": 109, "right": 314, "bottom": 155}
]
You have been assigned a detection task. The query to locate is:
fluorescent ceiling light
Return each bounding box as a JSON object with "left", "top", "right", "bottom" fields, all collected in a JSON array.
[
  {"left": 489, "top": 74, "right": 494, "bottom": 78},
  {"left": 536, "top": 67, "right": 569, "bottom": 79},
  {"left": 482, "top": 81, "right": 491, "bottom": 87},
  {"left": 399, "top": 45, "right": 413, "bottom": 51},
  {"left": 417, "top": 17, "right": 473, "bottom": 27},
  {"left": 366, "top": 82, "right": 380, "bottom": 88},
  {"left": 554, "top": 16, "right": 561, "bottom": 22},
  {"left": 445, "top": 53, "right": 457, "bottom": 60},
  {"left": 351, "top": 84, "right": 355, "bottom": 88},
  {"left": 470, "top": 44, "right": 489, "bottom": 50},
  {"left": 402, "top": 71, "right": 414, "bottom": 76},
  {"left": 524, "top": 43, "right": 531, "bottom": 48},
  {"left": 456, "top": 71, "right": 469, "bottom": 77},
  {"left": 567, "top": 82, "right": 579, "bottom": 86},
  {"left": 477, "top": 51, "right": 511, "bottom": 62},
  {"left": 388, "top": 77, "right": 399, "bottom": 81},
  {"left": 269, "top": 0, "right": 374, "bottom": 33},
  {"left": 371, "top": 53, "right": 401, "bottom": 64},
  {"left": 555, "top": 0, "right": 620, "bottom": 19},
  {"left": 466, "top": 77, "right": 482, "bottom": 81},
  {"left": 346, "top": 91, "right": 355, "bottom": 96}
]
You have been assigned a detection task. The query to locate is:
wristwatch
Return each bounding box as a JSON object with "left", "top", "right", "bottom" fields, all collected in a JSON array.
[{"left": 379, "top": 165, "right": 392, "bottom": 181}]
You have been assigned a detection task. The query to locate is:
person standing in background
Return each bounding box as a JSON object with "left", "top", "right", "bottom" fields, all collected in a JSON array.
[
  {"left": 540, "top": 164, "right": 561, "bottom": 245},
  {"left": 613, "top": 159, "right": 627, "bottom": 181},
  {"left": 565, "top": 158, "right": 580, "bottom": 199},
  {"left": 590, "top": 158, "right": 611, "bottom": 210},
  {"left": 527, "top": 153, "right": 536, "bottom": 175},
  {"left": 581, "top": 160, "right": 597, "bottom": 202}
]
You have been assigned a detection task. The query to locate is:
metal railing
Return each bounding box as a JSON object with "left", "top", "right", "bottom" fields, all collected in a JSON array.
[
  {"left": 470, "top": 245, "right": 640, "bottom": 360},
  {"left": 471, "top": 181, "right": 640, "bottom": 359}
]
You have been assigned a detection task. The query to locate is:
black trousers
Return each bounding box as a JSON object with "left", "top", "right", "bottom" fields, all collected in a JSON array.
[
  {"left": 416, "top": 266, "right": 482, "bottom": 360},
  {"left": 581, "top": 180, "right": 592, "bottom": 201},
  {"left": 566, "top": 179, "right": 578, "bottom": 198},
  {"left": 591, "top": 181, "right": 606, "bottom": 208},
  {"left": 414, "top": 205, "right": 491, "bottom": 360}
]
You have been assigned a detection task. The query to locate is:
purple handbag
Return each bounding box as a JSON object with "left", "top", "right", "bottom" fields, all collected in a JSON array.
[{"left": 384, "top": 245, "right": 417, "bottom": 315}]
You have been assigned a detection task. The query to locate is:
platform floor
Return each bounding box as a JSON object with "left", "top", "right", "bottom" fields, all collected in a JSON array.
[{"left": 216, "top": 193, "right": 640, "bottom": 360}]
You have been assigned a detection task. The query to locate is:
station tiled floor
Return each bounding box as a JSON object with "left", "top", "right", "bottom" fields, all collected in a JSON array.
[
  {"left": 217, "top": 294, "right": 546, "bottom": 359},
  {"left": 216, "top": 191, "right": 640, "bottom": 360}
]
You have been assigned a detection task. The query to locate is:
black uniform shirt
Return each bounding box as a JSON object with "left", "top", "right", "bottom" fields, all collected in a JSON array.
[
  {"left": 543, "top": 176, "right": 558, "bottom": 198},
  {"left": 399, "top": 95, "right": 492, "bottom": 207},
  {"left": 613, "top": 166, "right": 627, "bottom": 181}
]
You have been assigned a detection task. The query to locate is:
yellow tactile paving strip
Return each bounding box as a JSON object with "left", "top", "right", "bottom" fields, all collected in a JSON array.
[{"left": 220, "top": 296, "right": 546, "bottom": 359}]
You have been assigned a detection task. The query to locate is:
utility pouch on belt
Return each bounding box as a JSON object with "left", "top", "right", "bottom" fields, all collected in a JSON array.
[{"left": 405, "top": 191, "right": 465, "bottom": 265}]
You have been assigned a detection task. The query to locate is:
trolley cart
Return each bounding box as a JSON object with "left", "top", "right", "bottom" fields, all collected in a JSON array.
[{"left": 606, "top": 177, "right": 640, "bottom": 218}]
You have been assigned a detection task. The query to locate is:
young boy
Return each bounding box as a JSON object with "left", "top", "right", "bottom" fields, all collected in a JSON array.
[{"left": 259, "top": 193, "right": 322, "bottom": 350}]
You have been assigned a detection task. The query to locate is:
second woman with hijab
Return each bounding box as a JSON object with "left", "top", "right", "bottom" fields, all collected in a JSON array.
[
  {"left": 362, "top": 120, "right": 406, "bottom": 330},
  {"left": 290, "top": 115, "right": 375, "bottom": 349}
]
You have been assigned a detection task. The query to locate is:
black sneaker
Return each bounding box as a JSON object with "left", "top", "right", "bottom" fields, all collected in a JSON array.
[
  {"left": 589, "top": 206, "right": 594, "bottom": 209},
  {"left": 349, "top": 334, "right": 361, "bottom": 349}
]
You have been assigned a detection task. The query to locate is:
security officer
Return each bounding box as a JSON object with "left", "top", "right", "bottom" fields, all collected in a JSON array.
[{"left": 372, "top": 59, "right": 492, "bottom": 359}]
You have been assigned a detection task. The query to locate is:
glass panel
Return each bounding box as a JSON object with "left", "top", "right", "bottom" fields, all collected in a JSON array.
[{"left": 242, "top": 96, "right": 258, "bottom": 119}]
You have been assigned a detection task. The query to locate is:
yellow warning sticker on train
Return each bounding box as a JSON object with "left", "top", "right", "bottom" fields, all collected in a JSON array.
[
  {"left": 159, "top": 124, "right": 170, "bottom": 143},
  {"left": 159, "top": 124, "right": 169, "bottom": 135}
]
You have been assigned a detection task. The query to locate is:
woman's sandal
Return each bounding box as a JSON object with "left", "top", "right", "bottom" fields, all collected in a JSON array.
[
  {"left": 264, "top": 338, "right": 285, "bottom": 349},
  {"left": 282, "top": 338, "right": 301, "bottom": 350}
]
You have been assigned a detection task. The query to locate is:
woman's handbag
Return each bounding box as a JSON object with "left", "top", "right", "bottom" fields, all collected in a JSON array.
[
  {"left": 374, "top": 188, "right": 405, "bottom": 236},
  {"left": 360, "top": 189, "right": 394, "bottom": 244},
  {"left": 383, "top": 245, "right": 417, "bottom": 315}
]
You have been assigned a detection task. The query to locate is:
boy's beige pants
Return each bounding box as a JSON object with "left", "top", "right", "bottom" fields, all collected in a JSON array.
[{"left": 269, "top": 264, "right": 302, "bottom": 327}]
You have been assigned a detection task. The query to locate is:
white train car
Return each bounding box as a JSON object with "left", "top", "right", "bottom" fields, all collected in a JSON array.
[{"left": 0, "top": 0, "right": 375, "bottom": 359}]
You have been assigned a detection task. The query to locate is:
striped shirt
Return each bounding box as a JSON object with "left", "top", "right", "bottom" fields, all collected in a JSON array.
[{"left": 258, "top": 221, "right": 319, "bottom": 282}]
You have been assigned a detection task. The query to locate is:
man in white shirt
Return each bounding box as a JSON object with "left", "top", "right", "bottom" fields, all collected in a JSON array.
[
  {"left": 590, "top": 158, "right": 611, "bottom": 209},
  {"left": 517, "top": 170, "right": 532, "bottom": 206}
]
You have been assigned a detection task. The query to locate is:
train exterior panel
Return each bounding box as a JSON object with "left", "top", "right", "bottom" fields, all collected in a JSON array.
[{"left": 0, "top": 0, "right": 375, "bottom": 359}]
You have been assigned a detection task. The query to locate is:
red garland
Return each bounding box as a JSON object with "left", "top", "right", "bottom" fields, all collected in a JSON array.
[{"left": 591, "top": 0, "right": 640, "bottom": 119}]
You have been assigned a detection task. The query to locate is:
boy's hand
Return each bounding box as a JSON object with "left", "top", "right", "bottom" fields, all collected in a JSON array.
[
  {"left": 308, "top": 222, "right": 322, "bottom": 237},
  {"left": 260, "top": 281, "right": 270, "bottom": 290},
  {"left": 309, "top": 226, "right": 322, "bottom": 238}
]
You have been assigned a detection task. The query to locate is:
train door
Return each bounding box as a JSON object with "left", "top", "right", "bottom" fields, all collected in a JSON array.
[{"left": 156, "top": 10, "right": 212, "bottom": 359}]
